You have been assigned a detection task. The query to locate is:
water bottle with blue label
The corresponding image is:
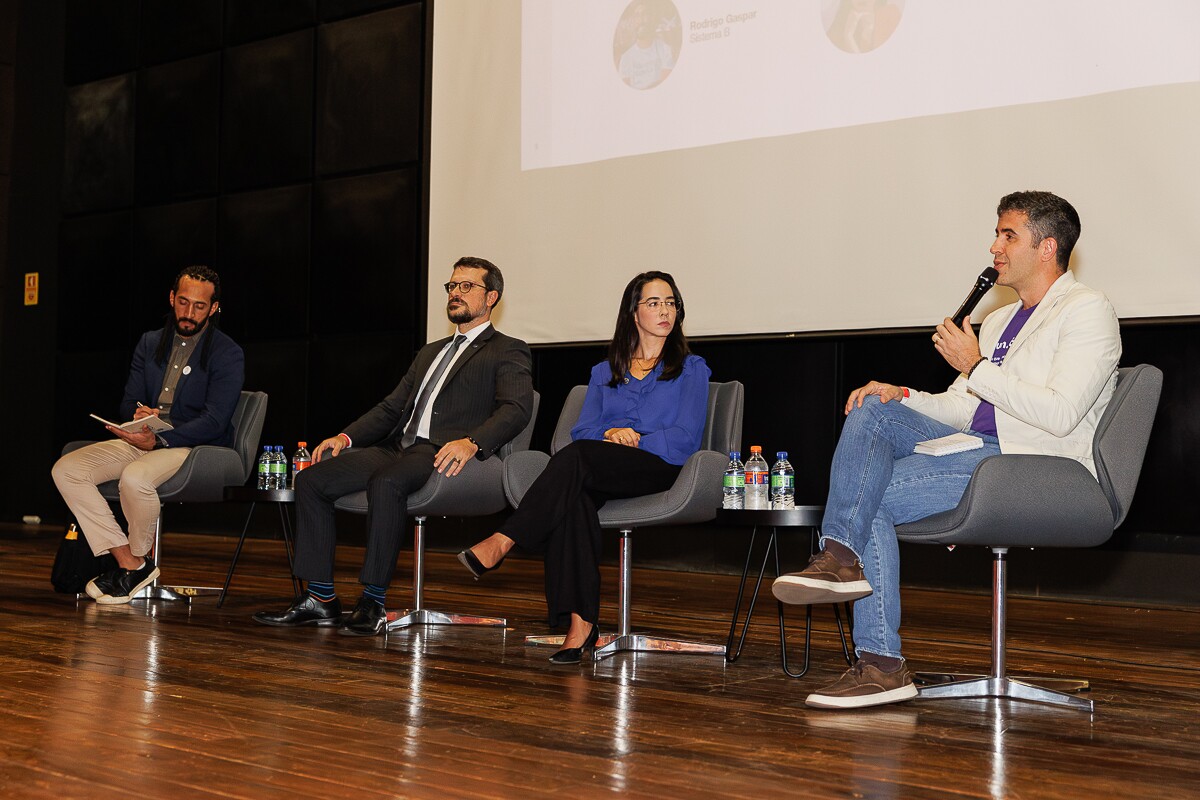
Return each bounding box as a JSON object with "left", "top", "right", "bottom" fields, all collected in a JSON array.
[
  {"left": 256, "top": 445, "right": 271, "bottom": 489},
  {"left": 770, "top": 451, "right": 795, "bottom": 509},
  {"left": 722, "top": 451, "right": 745, "bottom": 509}
]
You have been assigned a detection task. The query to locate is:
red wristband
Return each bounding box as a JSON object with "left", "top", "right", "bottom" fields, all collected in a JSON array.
[{"left": 902, "top": 387, "right": 910, "bottom": 398}]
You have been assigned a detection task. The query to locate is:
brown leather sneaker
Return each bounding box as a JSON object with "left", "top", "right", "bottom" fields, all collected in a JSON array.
[
  {"left": 771, "top": 550, "right": 872, "bottom": 605},
  {"left": 805, "top": 662, "right": 918, "bottom": 709}
]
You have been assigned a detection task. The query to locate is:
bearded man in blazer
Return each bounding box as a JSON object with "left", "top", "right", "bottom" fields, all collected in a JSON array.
[{"left": 255, "top": 256, "right": 533, "bottom": 636}]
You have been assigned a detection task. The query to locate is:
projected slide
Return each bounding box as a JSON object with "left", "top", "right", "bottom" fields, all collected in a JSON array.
[{"left": 522, "top": 0, "right": 1200, "bottom": 170}]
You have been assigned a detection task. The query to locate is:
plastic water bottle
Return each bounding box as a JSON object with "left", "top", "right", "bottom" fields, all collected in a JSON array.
[
  {"left": 291, "top": 441, "right": 312, "bottom": 489},
  {"left": 722, "top": 451, "right": 745, "bottom": 509},
  {"left": 770, "top": 451, "right": 795, "bottom": 509},
  {"left": 270, "top": 446, "right": 288, "bottom": 489},
  {"left": 256, "top": 445, "right": 272, "bottom": 489},
  {"left": 745, "top": 446, "right": 769, "bottom": 510}
]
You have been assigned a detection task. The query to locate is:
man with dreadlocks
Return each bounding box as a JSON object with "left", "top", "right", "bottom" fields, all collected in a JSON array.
[{"left": 52, "top": 266, "right": 244, "bottom": 604}]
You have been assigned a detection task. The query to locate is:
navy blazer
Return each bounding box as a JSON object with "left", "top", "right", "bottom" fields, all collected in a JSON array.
[
  {"left": 120, "top": 326, "right": 245, "bottom": 449},
  {"left": 343, "top": 325, "right": 533, "bottom": 460}
]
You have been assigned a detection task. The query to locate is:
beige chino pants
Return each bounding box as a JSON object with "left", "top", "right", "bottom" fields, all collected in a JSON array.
[{"left": 51, "top": 440, "right": 191, "bottom": 557}]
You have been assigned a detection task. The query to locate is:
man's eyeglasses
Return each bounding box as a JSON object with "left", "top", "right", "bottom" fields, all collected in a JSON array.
[
  {"left": 444, "top": 281, "right": 486, "bottom": 295},
  {"left": 637, "top": 299, "right": 678, "bottom": 311}
]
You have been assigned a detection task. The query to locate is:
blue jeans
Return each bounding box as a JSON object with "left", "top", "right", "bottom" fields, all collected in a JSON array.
[{"left": 820, "top": 396, "right": 1000, "bottom": 659}]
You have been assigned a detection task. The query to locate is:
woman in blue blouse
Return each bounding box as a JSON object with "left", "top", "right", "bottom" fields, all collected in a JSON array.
[{"left": 458, "top": 271, "right": 711, "bottom": 663}]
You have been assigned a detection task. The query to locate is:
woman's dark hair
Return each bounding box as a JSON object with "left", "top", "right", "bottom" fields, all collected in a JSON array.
[
  {"left": 154, "top": 266, "right": 222, "bottom": 369},
  {"left": 606, "top": 271, "right": 690, "bottom": 387}
]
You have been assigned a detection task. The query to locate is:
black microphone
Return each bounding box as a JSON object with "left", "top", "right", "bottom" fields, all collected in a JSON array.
[{"left": 950, "top": 267, "right": 1000, "bottom": 328}]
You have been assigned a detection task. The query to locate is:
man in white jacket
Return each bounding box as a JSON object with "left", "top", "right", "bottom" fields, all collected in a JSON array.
[{"left": 773, "top": 191, "right": 1121, "bottom": 709}]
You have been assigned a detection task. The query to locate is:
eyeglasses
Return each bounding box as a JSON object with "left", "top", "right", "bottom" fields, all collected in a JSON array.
[
  {"left": 444, "top": 281, "right": 486, "bottom": 295},
  {"left": 637, "top": 299, "right": 678, "bottom": 311}
]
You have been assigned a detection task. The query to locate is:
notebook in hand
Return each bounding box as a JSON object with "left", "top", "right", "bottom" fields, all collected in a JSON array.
[{"left": 90, "top": 413, "right": 174, "bottom": 434}]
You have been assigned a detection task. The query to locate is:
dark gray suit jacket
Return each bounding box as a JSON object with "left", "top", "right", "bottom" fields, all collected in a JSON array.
[{"left": 342, "top": 325, "right": 533, "bottom": 460}]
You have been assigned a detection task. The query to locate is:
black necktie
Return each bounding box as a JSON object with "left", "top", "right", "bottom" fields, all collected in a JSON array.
[{"left": 401, "top": 334, "right": 467, "bottom": 448}]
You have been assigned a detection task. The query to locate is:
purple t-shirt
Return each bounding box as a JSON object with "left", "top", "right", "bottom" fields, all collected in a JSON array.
[{"left": 970, "top": 304, "right": 1037, "bottom": 437}]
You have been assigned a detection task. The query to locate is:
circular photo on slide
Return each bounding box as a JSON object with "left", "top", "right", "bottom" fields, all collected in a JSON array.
[
  {"left": 822, "top": 0, "right": 905, "bottom": 54},
  {"left": 613, "top": 0, "right": 683, "bottom": 90}
]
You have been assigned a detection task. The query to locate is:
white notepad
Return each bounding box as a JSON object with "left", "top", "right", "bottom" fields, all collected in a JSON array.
[
  {"left": 90, "top": 413, "right": 174, "bottom": 434},
  {"left": 914, "top": 432, "right": 983, "bottom": 456}
]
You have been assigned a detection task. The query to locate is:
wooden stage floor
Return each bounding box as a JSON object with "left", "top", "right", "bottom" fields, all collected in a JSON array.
[{"left": 1, "top": 524, "right": 1198, "bottom": 799}]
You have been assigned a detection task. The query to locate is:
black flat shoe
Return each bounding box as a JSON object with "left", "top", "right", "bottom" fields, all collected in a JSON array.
[
  {"left": 457, "top": 548, "right": 505, "bottom": 580},
  {"left": 549, "top": 623, "right": 600, "bottom": 664},
  {"left": 253, "top": 594, "right": 344, "bottom": 627},
  {"left": 338, "top": 597, "right": 388, "bottom": 636}
]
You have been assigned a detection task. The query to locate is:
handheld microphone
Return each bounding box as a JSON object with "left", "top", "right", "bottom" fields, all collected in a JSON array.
[{"left": 950, "top": 267, "right": 1000, "bottom": 328}]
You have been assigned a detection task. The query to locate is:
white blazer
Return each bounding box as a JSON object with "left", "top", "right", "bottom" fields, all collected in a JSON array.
[{"left": 905, "top": 270, "right": 1121, "bottom": 477}]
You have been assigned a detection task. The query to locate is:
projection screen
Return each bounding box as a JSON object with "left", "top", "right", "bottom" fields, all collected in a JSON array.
[{"left": 428, "top": 0, "right": 1200, "bottom": 344}]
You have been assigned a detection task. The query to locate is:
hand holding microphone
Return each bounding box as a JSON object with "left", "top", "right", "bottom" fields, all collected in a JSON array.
[{"left": 933, "top": 267, "right": 998, "bottom": 374}]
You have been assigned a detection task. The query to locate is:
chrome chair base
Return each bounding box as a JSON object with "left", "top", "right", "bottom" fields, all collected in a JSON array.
[
  {"left": 916, "top": 673, "right": 1093, "bottom": 711},
  {"left": 387, "top": 608, "right": 506, "bottom": 631},
  {"left": 131, "top": 584, "right": 223, "bottom": 603},
  {"left": 593, "top": 633, "right": 726, "bottom": 662}
]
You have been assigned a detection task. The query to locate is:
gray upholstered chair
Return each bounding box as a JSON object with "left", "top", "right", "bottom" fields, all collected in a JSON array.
[
  {"left": 62, "top": 390, "right": 269, "bottom": 602},
  {"left": 504, "top": 381, "right": 743, "bottom": 661},
  {"left": 333, "top": 392, "right": 539, "bottom": 632},
  {"left": 896, "top": 364, "right": 1162, "bottom": 711}
]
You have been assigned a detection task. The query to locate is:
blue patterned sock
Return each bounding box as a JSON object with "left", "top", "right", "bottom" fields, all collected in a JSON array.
[
  {"left": 362, "top": 583, "right": 387, "bottom": 607},
  {"left": 307, "top": 581, "right": 336, "bottom": 602}
]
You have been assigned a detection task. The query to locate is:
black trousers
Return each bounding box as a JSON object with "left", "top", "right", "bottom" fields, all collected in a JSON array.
[
  {"left": 499, "top": 439, "right": 681, "bottom": 628},
  {"left": 292, "top": 441, "right": 436, "bottom": 587}
]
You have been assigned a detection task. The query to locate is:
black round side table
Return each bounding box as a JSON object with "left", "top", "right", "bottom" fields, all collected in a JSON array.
[
  {"left": 716, "top": 506, "right": 853, "bottom": 677},
  {"left": 221, "top": 485, "right": 302, "bottom": 606}
]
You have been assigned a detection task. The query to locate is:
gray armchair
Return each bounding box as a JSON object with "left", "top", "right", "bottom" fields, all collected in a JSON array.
[
  {"left": 63, "top": 390, "right": 268, "bottom": 601},
  {"left": 333, "top": 392, "right": 539, "bottom": 632},
  {"left": 504, "top": 381, "right": 743, "bottom": 661},
  {"left": 896, "top": 364, "right": 1162, "bottom": 711}
]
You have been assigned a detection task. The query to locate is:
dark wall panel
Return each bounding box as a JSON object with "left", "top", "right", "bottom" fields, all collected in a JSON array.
[
  {"left": 218, "top": 185, "right": 312, "bottom": 343},
  {"left": 321, "top": 0, "right": 418, "bottom": 22},
  {"left": 312, "top": 169, "right": 418, "bottom": 334},
  {"left": 0, "top": 174, "right": 8, "bottom": 270},
  {"left": 131, "top": 199, "right": 219, "bottom": 332},
  {"left": 703, "top": 337, "right": 842, "bottom": 501},
  {"left": 0, "top": 0, "right": 16, "bottom": 65},
  {"left": 64, "top": 0, "right": 138, "bottom": 85},
  {"left": 0, "top": 63, "right": 11, "bottom": 174},
  {"left": 307, "top": 333, "right": 415, "bottom": 439},
  {"left": 54, "top": 349, "right": 134, "bottom": 456},
  {"left": 316, "top": 5, "right": 422, "bottom": 175},
  {"left": 141, "top": 0, "right": 224, "bottom": 65},
  {"left": 136, "top": 53, "right": 220, "bottom": 203},
  {"left": 242, "top": 339, "right": 309, "bottom": 450},
  {"left": 58, "top": 211, "right": 131, "bottom": 352},
  {"left": 222, "top": 30, "right": 314, "bottom": 191},
  {"left": 1112, "top": 325, "right": 1200, "bottom": 538},
  {"left": 226, "top": 0, "right": 316, "bottom": 46},
  {"left": 62, "top": 74, "right": 134, "bottom": 214}
]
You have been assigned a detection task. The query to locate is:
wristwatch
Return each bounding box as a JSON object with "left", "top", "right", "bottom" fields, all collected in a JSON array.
[{"left": 155, "top": 434, "right": 170, "bottom": 449}]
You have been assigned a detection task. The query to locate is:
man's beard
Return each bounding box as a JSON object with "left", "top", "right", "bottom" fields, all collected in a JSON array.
[
  {"left": 175, "top": 315, "right": 210, "bottom": 337},
  {"left": 447, "top": 301, "right": 475, "bottom": 325}
]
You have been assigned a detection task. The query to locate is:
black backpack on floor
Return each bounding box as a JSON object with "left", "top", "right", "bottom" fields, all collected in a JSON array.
[{"left": 50, "top": 524, "right": 118, "bottom": 594}]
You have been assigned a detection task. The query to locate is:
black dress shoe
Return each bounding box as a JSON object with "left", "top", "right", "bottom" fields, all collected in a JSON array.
[
  {"left": 457, "top": 548, "right": 505, "bottom": 580},
  {"left": 253, "top": 594, "right": 343, "bottom": 627},
  {"left": 549, "top": 623, "right": 600, "bottom": 665},
  {"left": 87, "top": 558, "right": 161, "bottom": 605},
  {"left": 338, "top": 597, "right": 388, "bottom": 636}
]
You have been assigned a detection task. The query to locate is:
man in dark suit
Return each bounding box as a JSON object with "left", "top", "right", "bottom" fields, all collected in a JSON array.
[
  {"left": 52, "top": 266, "right": 245, "bottom": 604},
  {"left": 254, "top": 256, "right": 534, "bottom": 636}
]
